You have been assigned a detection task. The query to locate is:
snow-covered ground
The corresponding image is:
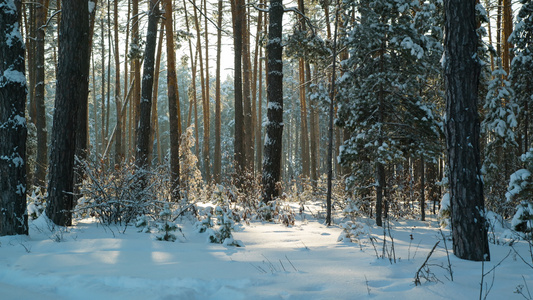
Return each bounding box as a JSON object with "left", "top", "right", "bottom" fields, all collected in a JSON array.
[{"left": 0, "top": 209, "right": 531, "bottom": 300}]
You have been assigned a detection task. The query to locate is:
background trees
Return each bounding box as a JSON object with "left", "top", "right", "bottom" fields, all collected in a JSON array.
[
  {"left": 5, "top": 0, "right": 531, "bottom": 261},
  {"left": 337, "top": 0, "right": 442, "bottom": 226}
]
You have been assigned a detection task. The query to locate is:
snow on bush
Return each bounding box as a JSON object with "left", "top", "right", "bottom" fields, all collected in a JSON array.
[{"left": 438, "top": 193, "right": 450, "bottom": 228}]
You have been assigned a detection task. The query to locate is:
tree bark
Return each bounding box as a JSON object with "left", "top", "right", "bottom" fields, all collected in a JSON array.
[
  {"left": 231, "top": 0, "right": 246, "bottom": 177},
  {"left": 262, "top": 0, "right": 284, "bottom": 203},
  {"left": 0, "top": 0, "right": 28, "bottom": 235},
  {"left": 242, "top": 3, "right": 254, "bottom": 172},
  {"left": 149, "top": 22, "right": 164, "bottom": 164},
  {"left": 132, "top": 0, "right": 141, "bottom": 158},
  {"left": 46, "top": 0, "right": 90, "bottom": 226},
  {"left": 135, "top": 0, "right": 159, "bottom": 174},
  {"left": 114, "top": 0, "right": 124, "bottom": 165},
  {"left": 214, "top": 0, "right": 223, "bottom": 183},
  {"left": 444, "top": 0, "right": 490, "bottom": 261},
  {"left": 33, "top": 0, "right": 49, "bottom": 189},
  {"left": 164, "top": 0, "right": 181, "bottom": 200},
  {"left": 203, "top": 0, "right": 211, "bottom": 181}
]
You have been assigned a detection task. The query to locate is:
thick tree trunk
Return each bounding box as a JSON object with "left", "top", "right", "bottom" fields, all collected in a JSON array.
[
  {"left": 444, "top": 0, "right": 490, "bottom": 261},
  {"left": 46, "top": 0, "right": 90, "bottom": 226},
  {"left": 164, "top": 0, "right": 181, "bottom": 200},
  {"left": 135, "top": 1, "right": 159, "bottom": 174},
  {"left": 262, "top": 0, "right": 284, "bottom": 203},
  {"left": 0, "top": 0, "right": 28, "bottom": 235}
]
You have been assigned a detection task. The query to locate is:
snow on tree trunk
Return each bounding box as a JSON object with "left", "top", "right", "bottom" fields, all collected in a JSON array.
[
  {"left": 0, "top": 0, "right": 28, "bottom": 236},
  {"left": 444, "top": 0, "right": 490, "bottom": 261},
  {"left": 135, "top": 1, "right": 159, "bottom": 176},
  {"left": 262, "top": 0, "right": 284, "bottom": 203},
  {"left": 46, "top": 0, "right": 90, "bottom": 226}
]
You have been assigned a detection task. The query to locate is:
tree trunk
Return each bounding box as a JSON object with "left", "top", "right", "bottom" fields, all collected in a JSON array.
[
  {"left": 203, "top": 0, "right": 211, "bottom": 181},
  {"left": 420, "top": 157, "right": 425, "bottom": 221},
  {"left": 114, "top": 0, "right": 124, "bottom": 165},
  {"left": 444, "top": 0, "right": 490, "bottom": 261},
  {"left": 214, "top": 0, "right": 223, "bottom": 183},
  {"left": 46, "top": 0, "right": 90, "bottom": 226},
  {"left": 242, "top": 3, "right": 254, "bottom": 172},
  {"left": 253, "top": 2, "right": 264, "bottom": 174},
  {"left": 164, "top": 0, "right": 181, "bottom": 200},
  {"left": 0, "top": 0, "right": 28, "bottom": 235},
  {"left": 135, "top": 1, "right": 159, "bottom": 174},
  {"left": 33, "top": 0, "right": 49, "bottom": 189},
  {"left": 231, "top": 0, "right": 246, "bottom": 177},
  {"left": 262, "top": 0, "right": 284, "bottom": 203},
  {"left": 149, "top": 22, "right": 164, "bottom": 164},
  {"left": 100, "top": 18, "right": 106, "bottom": 162},
  {"left": 183, "top": 0, "right": 200, "bottom": 159},
  {"left": 502, "top": 0, "right": 513, "bottom": 74},
  {"left": 298, "top": 0, "right": 310, "bottom": 179},
  {"left": 132, "top": 0, "right": 141, "bottom": 158}
]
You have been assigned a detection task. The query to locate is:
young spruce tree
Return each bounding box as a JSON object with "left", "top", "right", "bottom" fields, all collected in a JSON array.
[{"left": 336, "top": 0, "right": 442, "bottom": 227}]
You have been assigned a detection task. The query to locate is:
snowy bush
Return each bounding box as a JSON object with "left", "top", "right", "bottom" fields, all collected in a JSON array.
[
  {"left": 506, "top": 149, "right": 533, "bottom": 236},
  {"left": 179, "top": 126, "right": 204, "bottom": 204},
  {"left": 511, "top": 202, "right": 533, "bottom": 238},
  {"left": 206, "top": 205, "right": 243, "bottom": 247},
  {"left": 338, "top": 221, "right": 370, "bottom": 243},
  {"left": 438, "top": 193, "right": 451, "bottom": 228},
  {"left": 27, "top": 187, "right": 45, "bottom": 220},
  {"left": 155, "top": 205, "right": 180, "bottom": 242},
  {"left": 75, "top": 160, "right": 173, "bottom": 227}
]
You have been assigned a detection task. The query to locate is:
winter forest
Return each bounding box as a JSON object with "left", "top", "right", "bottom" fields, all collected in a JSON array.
[{"left": 1, "top": 0, "right": 533, "bottom": 299}]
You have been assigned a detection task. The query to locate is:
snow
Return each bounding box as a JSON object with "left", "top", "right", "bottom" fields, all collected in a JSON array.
[
  {"left": 0, "top": 0, "right": 17, "bottom": 14},
  {"left": 1, "top": 210, "right": 532, "bottom": 299},
  {"left": 1, "top": 68, "right": 26, "bottom": 87},
  {"left": 6, "top": 22, "right": 23, "bottom": 47},
  {"left": 88, "top": 1, "right": 95, "bottom": 13}
]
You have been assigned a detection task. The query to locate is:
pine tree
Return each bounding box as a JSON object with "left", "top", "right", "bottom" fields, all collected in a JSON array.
[
  {"left": 482, "top": 60, "right": 519, "bottom": 215},
  {"left": 262, "top": 0, "right": 284, "bottom": 203},
  {"left": 1, "top": 0, "right": 28, "bottom": 236},
  {"left": 46, "top": 0, "right": 90, "bottom": 226},
  {"left": 444, "top": 0, "right": 490, "bottom": 261},
  {"left": 510, "top": 0, "right": 533, "bottom": 154},
  {"left": 336, "top": 0, "right": 442, "bottom": 226}
]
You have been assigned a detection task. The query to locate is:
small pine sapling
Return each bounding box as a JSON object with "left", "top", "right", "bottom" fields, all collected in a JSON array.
[{"left": 155, "top": 205, "right": 179, "bottom": 242}]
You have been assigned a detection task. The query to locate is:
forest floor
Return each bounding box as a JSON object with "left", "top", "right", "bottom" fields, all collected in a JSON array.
[{"left": 0, "top": 201, "right": 532, "bottom": 299}]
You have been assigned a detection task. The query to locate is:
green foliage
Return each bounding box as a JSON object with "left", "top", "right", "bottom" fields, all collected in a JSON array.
[
  {"left": 336, "top": 0, "right": 443, "bottom": 204},
  {"left": 155, "top": 205, "right": 179, "bottom": 242}
]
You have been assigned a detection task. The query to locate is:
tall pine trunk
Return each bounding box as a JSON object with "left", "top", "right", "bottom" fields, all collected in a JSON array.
[
  {"left": 46, "top": 0, "right": 90, "bottom": 226},
  {"left": 114, "top": 0, "right": 124, "bottom": 165},
  {"left": 231, "top": 0, "right": 246, "bottom": 178},
  {"left": 444, "top": 0, "right": 490, "bottom": 261},
  {"left": 0, "top": 0, "right": 28, "bottom": 235},
  {"left": 165, "top": 0, "right": 182, "bottom": 200},
  {"left": 33, "top": 0, "right": 49, "bottom": 189},
  {"left": 262, "top": 0, "right": 284, "bottom": 203},
  {"left": 135, "top": 1, "right": 159, "bottom": 175},
  {"left": 214, "top": 0, "right": 223, "bottom": 183}
]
